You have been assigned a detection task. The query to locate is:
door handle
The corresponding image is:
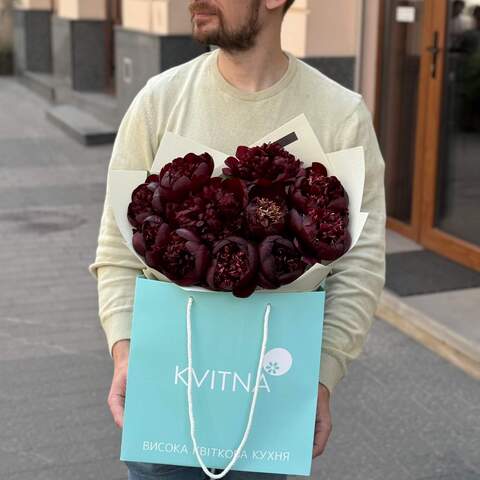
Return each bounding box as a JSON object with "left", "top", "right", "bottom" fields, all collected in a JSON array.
[{"left": 427, "top": 31, "right": 440, "bottom": 79}]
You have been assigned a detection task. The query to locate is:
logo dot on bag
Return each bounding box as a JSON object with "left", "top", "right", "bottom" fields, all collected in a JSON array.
[{"left": 262, "top": 348, "right": 293, "bottom": 376}]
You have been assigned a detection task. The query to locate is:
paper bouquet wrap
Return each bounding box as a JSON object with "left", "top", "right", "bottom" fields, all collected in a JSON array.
[{"left": 109, "top": 114, "right": 368, "bottom": 293}]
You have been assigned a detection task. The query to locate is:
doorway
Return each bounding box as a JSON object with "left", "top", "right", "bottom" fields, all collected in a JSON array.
[{"left": 378, "top": 0, "right": 480, "bottom": 270}]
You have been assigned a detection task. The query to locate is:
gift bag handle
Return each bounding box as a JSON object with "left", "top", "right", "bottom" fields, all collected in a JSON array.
[{"left": 186, "top": 296, "right": 271, "bottom": 479}]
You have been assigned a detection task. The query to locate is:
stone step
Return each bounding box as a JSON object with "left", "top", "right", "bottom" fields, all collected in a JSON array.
[
  {"left": 55, "top": 85, "right": 120, "bottom": 127},
  {"left": 20, "top": 71, "right": 56, "bottom": 102},
  {"left": 46, "top": 104, "right": 117, "bottom": 146}
]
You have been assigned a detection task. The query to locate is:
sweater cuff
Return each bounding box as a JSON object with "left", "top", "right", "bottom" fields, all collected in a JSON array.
[
  {"left": 319, "top": 352, "right": 344, "bottom": 395},
  {"left": 102, "top": 310, "right": 133, "bottom": 358}
]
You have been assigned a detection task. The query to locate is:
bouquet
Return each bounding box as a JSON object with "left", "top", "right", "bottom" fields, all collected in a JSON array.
[
  {"left": 109, "top": 114, "right": 368, "bottom": 295},
  {"left": 126, "top": 143, "right": 351, "bottom": 298},
  {"left": 113, "top": 114, "right": 369, "bottom": 477}
]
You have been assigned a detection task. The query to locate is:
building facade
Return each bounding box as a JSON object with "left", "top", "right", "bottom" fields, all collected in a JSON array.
[
  {"left": 9, "top": 0, "right": 480, "bottom": 271},
  {"left": 375, "top": 0, "right": 480, "bottom": 271}
]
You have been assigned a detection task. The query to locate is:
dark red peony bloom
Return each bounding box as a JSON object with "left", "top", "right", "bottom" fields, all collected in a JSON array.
[
  {"left": 169, "top": 194, "right": 207, "bottom": 231},
  {"left": 246, "top": 197, "right": 288, "bottom": 240},
  {"left": 157, "top": 152, "right": 214, "bottom": 203},
  {"left": 258, "top": 236, "right": 306, "bottom": 289},
  {"left": 223, "top": 142, "right": 303, "bottom": 186},
  {"left": 127, "top": 174, "right": 159, "bottom": 229},
  {"left": 245, "top": 184, "right": 289, "bottom": 239},
  {"left": 206, "top": 236, "right": 258, "bottom": 298},
  {"left": 289, "top": 208, "right": 351, "bottom": 262},
  {"left": 142, "top": 215, "right": 167, "bottom": 243},
  {"left": 207, "top": 177, "right": 249, "bottom": 219},
  {"left": 145, "top": 228, "right": 209, "bottom": 286},
  {"left": 170, "top": 177, "right": 248, "bottom": 244},
  {"left": 132, "top": 215, "right": 167, "bottom": 257},
  {"left": 289, "top": 162, "right": 349, "bottom": 214}
]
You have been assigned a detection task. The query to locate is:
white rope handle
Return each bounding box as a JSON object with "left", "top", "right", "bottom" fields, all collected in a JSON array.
[{"left": 186, "top": 296, "right": 271, "bottom": 479}]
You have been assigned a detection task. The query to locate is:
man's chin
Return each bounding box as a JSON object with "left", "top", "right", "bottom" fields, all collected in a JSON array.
[{"left": 192, "top": 28, "right": 218, "bottom": 45}]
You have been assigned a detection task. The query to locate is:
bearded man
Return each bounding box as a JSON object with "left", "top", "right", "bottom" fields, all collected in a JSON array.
[{"left": 89, "top": 1, "right": 386, "bottom": 478}]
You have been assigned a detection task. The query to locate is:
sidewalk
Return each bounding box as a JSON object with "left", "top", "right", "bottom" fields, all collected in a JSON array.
[
  {"left": 379, "top": 230, "right": 480, "bottom": 381},
  {"left": 0, "top": 77, "right": 479, "bottom": 480}
]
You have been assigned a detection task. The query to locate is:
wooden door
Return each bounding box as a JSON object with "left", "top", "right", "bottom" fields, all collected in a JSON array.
[
  {"left": 418, "top": 0, "right": 480, "bottom": 269},
  {"left": 377, "top": 0, "right": 430, "bottom": 240},
  {"left": 378, "top": 0, "right": 480, "bottom": 270}
]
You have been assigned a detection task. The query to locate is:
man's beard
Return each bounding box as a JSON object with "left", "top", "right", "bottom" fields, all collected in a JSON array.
[{"left": 191, "top": 0, "right": 262, "bottom": 53}]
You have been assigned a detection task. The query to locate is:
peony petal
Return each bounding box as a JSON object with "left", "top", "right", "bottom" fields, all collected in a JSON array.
[
  {"left": 206, "top": 261, "right": 217, "bottom": 290},
  {"left": 146, "top": 173, "right": 159, "bottom": 183},
  {"left": 288, "top": 209, "right": 304, "bottom": 236},
  {"left": 176, "top": 228, "right": 201, "bottom": 243},
  {"left": 132, "top": 231, "right": 146, "bottom": 256},
  {"left": 232, "top": 280, "right": 257, "bottom": 298},
  {"left": 153, "top": 223, "right": 171, "bottom": 246},
  {"left": 141, "top": 215, "right": 165, "bottom": 244},
  {"left": 235, "top": 146, "right": 250, "bottom": 161},
  {"left": 310, "top": 162, "right": 328, "bottom": 177},
  {"left": 145, "top": 248, "right": 162, "bottom": 270},
  {"left": 194, "top": 244, "right": 210, "bottom": 283},
  {"left": 257, "top": 270, "right": 277, "bottom": 289},
  {"left": 152, "top": 186, "right": 163, "bottom": 213}
]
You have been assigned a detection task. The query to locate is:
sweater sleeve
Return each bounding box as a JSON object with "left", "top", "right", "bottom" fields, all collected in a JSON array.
[
  {"left": 88, "top": 82, "right": 158, "bottom": 357},
  {"left": 319, "top": 98, "right": 386, "bottom": 394}
]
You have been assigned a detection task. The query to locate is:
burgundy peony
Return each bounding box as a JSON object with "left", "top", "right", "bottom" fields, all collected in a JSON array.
[
  {"left": 258, "top": 236, "right": 306, "bottom": 289},
  {"left": 289, "top": 208, "right": 351, "bottom": 262},
  {"left": 223, "top": 142, "right": 303, "bottom": 186},
  {"left": 157, "top": 152, "right": 214, "bottom": 203},
  {"left": 127, "top": 174, "right": 159, "bottom": 229},
  {"left": 141, "top": 215, "right": 165, "bottom": 243},
  {"left": 289, "top": 162, "right": 349, "bottom": 214},
  {"left": 207, "top": 177, "right": 249, "bottom": 219},
  {"left": 246, "top": 200, "right": 287, "bottom": 240},
  {"left": 245, "top": 184, "right": 289, "bottom": 239},
  {"left": 132, "top": 215, "right": 167, "bottom": 257},
  {"left": 206, "top": 236, "right": 258, "bottom": 298},
  {"left": 170, "top": 177, "right": 248, "bottom": 243},
  {"left": 145, "top": 228, "right": 209, "bottom": 287}
]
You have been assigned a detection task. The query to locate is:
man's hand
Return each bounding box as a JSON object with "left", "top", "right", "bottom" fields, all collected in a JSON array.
[
  {"left": 108, "top": 339, "right": 130, "bottom": 428},
  {"left": 312, "top": 383, "right": 332, "bottom": 458}
]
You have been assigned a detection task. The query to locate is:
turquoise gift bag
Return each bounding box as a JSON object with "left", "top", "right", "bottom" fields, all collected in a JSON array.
[{"left": 120, "top": 277, "right": 325, "bottom": 477}]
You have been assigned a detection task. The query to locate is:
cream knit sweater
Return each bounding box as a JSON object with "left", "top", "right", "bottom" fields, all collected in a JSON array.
[{"left": 88, "top": 49, "right": 386, "bottom": 394}]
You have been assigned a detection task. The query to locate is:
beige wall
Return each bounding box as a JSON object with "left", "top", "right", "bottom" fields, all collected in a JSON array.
[
  {"left": 281, "top": 0, "right": 381, "bottom": 113},
  {"left": 281, "top": 4, "right": 308, "bottom": 57},
  {"left": 13, "top": 0, "right": 51, "bottom": 9},
  {"left": 282, "top": 0, "right": 359, "bottom": 58},
  {"left": 306, "top": 0, "right": 359, "bottom": 57},
  {"left": 56, "top": 0, "right": 107, "bottom": 20},
  {"left": 122, "top": 0, "right": 191, "bottom": 35}
]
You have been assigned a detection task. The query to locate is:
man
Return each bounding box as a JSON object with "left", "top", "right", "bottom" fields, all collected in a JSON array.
[
  {"left": 451, "top": 0, "right": 475, "bottom": 51},
  {"left": 89, "top": 0, "right": 386, "bottom": 478},
  {"left": 452, "top": 0, "right": 474, "bottom": 36}
]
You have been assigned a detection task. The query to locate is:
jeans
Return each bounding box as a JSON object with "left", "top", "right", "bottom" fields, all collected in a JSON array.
[{"left": 125, "top": 461, "right": 288, "bottom": 480}]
